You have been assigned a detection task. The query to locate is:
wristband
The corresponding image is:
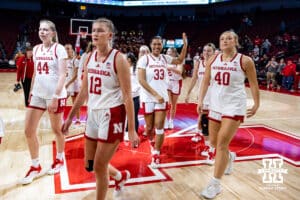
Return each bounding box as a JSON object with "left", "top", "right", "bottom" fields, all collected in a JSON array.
[{"left": 53, "top": 94, "right": 60, "bottom": 99}]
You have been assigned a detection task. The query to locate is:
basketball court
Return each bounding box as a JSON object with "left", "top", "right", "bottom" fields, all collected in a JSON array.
[{"left": 0, "top": 72, "right": 299, "bottom": 200}]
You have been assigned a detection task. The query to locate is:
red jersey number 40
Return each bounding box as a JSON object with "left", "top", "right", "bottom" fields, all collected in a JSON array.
[{"left": 214, "top": 71, "right": 230, "bottom": 85}]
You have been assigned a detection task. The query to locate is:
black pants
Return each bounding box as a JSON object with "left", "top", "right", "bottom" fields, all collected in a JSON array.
[
  {"left": 21, "top": 77, "right": 32, "bottom": 107},
  {"left": 126, "top": 96, "right": 140, "bottom": 132}
]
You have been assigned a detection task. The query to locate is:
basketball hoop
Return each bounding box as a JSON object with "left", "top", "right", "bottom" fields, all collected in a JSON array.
[{"left": 80, "top": 31, "right": 87, "bottom": 39}]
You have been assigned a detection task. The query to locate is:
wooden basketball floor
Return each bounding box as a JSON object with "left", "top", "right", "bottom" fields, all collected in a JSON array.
[{"left": 0, "top": 72, "right": 299, "bottom": 200}]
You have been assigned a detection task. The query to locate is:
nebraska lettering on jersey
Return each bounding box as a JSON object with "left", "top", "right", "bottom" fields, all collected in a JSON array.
[
  {"left": 31, "top": 43, "right": 68, "bottom": 99},
  {"left": 35, "top": 57, "right": 54, "bottom": 61},
  {"left": 87, "top": 68, "right": 111, "bottom": 76},
  {"left": 87, "top": 49, "right": 123, "bottom": 109},
  {"left": 137, "top": 54, "right": 173, "bottom": 103},
  {"left": 209, "top": 53, "right": 247, "bottom": 116}
]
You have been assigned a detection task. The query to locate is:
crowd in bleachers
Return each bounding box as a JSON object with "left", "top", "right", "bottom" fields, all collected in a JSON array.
[{"left": 1, "top": 8, "right": 300, "bottom": 91}]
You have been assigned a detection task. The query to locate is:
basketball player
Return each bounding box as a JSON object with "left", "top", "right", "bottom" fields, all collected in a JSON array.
[
  {"left": 185, "top": 43, "right": 216, "bottom": 142},
  {"left": 64, "top": 44, "right": 81, "bottom": 124},
  {"left": 138, "top": 45, "right": 150, "bottom": 58},
  {"left": 124, "top": 53, "right": 140, "bottom": 141},
  {"left": 198, "top": 30, "right": 260, "bottom": 198},
  {"left": 185, "top": 43, "right": 216, "bottom": 162},
  {"left": 78, "top": 42, "right": 93, "bottom": 85},
  {"left": 165, "top": 47, "right": 184, "bottom": 129},
  {"left": 61, "top": 18, "right": 140, "bottom": 200},
  {"left": 20, "top": 20, "right": 68, "bottom": 184},
  {"left": 137, "top": 33, "right": 187, "bottom": 168}
]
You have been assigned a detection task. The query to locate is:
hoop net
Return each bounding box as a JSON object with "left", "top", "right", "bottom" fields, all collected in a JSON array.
[{"left": 80, "top": 31, "right": 87, "bottom": 39}]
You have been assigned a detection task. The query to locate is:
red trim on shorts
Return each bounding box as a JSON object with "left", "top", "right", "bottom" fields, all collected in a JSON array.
[
  {"left": 113, "top": 50, "right": 120, "bottom": 74},
  {"left": 27, "top": 105, "right": 46, "bottom": 111},
  {"left": 240, "top": 54, "right": 246, "bottom": 72},
  {"left": 97, "top": 138, "right": 122, "bottom": 144},
  {"left": 84, "top": 133, "right": 97, "bottom": 141},
  {"left": 141, "top": 102, "right": 154, "bottom": 114},
  {"left": 202, "top": 109, "right": 209, "bottom": 113},
  {"left": 208, "top": 117, "right": 221, "bottom": 123},
  {"left": 54, "top": 98, "right": 66, "bottom": 114},
  {"left": 155, "top": 109, "right": 167, "bottom": 112},
  {"left": 178, "top": 79, "right": 183, "bottom": 95},
  {"left": 222, "top": 115, "right": 244, "bottom": 123},
  {"left": 155, "top": 101, "right": 168, "bottom": 112}
]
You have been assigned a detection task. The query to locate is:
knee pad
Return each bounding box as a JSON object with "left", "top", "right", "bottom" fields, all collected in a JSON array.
[
  {"left": 85, "top": 160, "right": 94, "bottom": 172},
  {"left": 155, "top": 128, "right": 164, "bottom": 135},
  {"left": 201, "top": 114, "right": 209, "bottom": 136}
]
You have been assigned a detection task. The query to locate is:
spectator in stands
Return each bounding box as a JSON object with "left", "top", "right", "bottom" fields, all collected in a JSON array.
[
  {"left": 294, "top": 57, "right": 300, "bottom": 91},
  {"left": 254, "top": 35, "right": 262, "bottom": 47},
  {"left": 265, "top": 56, "right": 278, "bottom": 89},
  {"left": 257, "top": 54, "right": 268, "bottom": 79},
  {"left": 15, "top": 46, "right": 34, "bottom": 107},
  {"left": 275, "top": 58, "right": 286, "bottom": 90},
  {"left": 261, "top": 39, "right": 272, "bottom": 55},
  {"left": 253, "top": 45, "right": 260, "bottom": 56},
  {"left": 282, "top": 60, "right": 296, "bottom": 91}
]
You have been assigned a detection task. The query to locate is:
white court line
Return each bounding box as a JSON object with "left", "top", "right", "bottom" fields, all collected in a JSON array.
[{"left": 58, "top": 124, "right": 300, "bottom": 192}]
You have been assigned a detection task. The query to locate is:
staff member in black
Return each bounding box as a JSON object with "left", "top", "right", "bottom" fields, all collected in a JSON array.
[{"left": 16, "top": 46, "right": 34, "bottom": 107}]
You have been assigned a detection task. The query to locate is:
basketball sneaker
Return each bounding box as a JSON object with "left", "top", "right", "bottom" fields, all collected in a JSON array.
[
  {"left": 168, "top": 120, "right": 174, "bottom": 129},
  {"left": 201, "top": 178, "right": 222, "bottom": 199},
  {"left": 191, "top": 133, "right": 204, "bottom": 143},
  {"left": 224, "top": 151, "right": 236, "bottom": 175},
  {"left": 164, "top": 119, "right": 169, "bottom": 129},
  {"left": 151, "top": 154, "right": 160, "bottom": 168},
  {"left": 47, "top": 158, "right": 64, "bottom": 175},
  {"left": 113, "top": 170, "right": 130, "bottom": 196},
  {"left": 20, "top": 165, "right": 42, "bottom": 184}
]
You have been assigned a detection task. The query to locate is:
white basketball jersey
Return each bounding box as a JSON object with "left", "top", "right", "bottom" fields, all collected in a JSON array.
[
  {"left": 66, "top": 57, "right": 80, "bottom": 92},
  {"left": 32, "top": 43, "right": 68, "bottom": 99},
  {"left": 167, "top": 64, "right": 182, "bottom": 81},
  {"left": 87, "top": 49, "right": 123, "bottom": 109},
  {"left": 198, "top": 60, "right": 210, "bottom": 107},
  {"left": 209, "top": 53, "right": 246, "bottom": 115},
  {"left": 137, "top": 54, "right": 172, "bottom": 103}
]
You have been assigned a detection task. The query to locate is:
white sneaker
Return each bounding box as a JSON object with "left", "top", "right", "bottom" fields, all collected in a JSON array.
[
  {"left": 150, "top": 154, "right": 160, "bottom": 169},
  {"left": 20, "top": 165, "right": 42, "bottom": 185},
  {"left": 191, "top": 133, "right": 204, "bottom": 142},
  {"left": 113, "top": 170, "right": 130, "bottom": 197},
  {"left": 201, "top": 179, "right": 222, "bottom": 199},
  {"left": 47, "top": 159, "right": 64, "bottom": 175},
  {"left": 164, "top": 120, "right": 169, "bottom": 129},
  {"left": 168, "top": 120, "right": 174, "bottom": 129},
  {"left": 124, "top": 131, "right": 129, "bottom": 141},
  {"left": 224, "top": 152, "right": 236, "bottom": 175}
]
